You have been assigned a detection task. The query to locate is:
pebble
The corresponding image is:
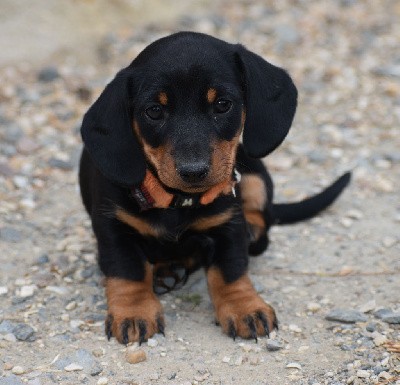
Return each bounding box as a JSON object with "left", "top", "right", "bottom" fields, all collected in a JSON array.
[
  {"left": 381, "top": 312, "right": 400, "bottom": 324},
  {"left": 359, "top": 300, "right": 376, "bottom": 313},
  {"left": 147, "top": 338, "right": 158, "bottom": 347},
  {"left": 0, "top": 227, "right": 22, "bottom": 243},
  {"left": 11, "top": 366, "right": 25, "bottom": 375},
  {"left": 12, "top": 323, "right": 36, "bottom": 341},
  {"left": 0, "top": 286, "right": 8, "bottom": 296},
  {"left": 97, "top": 377, "right": 108, "bottom": 385},
  {"left": 19, "top": 285, "right": 37, "bottom": 298},
  {"left": 307, "top": 302, "right": 322, "bottom": 312},
  {"left": 325, "top": 309, "right": 368, "bottom": 323},
  {"left": 371, "top": 332, "right": 387, "bottom": 346},
  {"left": 266, "top": 339, "right": 283, "bottom": 351},
  {"left": 37, "top": 66, "right": 60, "bottom": 82},
  {"left": 289, "top": 324, "right": 302, "bottom": 333},
  {"left": 65, "top": 301, "right": 77, "bottom": 311},
  {"left": 356, "top": 369, "right": 371, "bottom": 378},
  {"left": 64, "top": 363, "right": 83, "bottom": 372},
  {"left": 222, "top": 356, "right": 231, "bottom": 363},
  {"left": 16, "top": 137, "right": 40, "bottom": 154},
  {"left": 286, "top": 363, "right": 302, "bottom": 370},
  {"left": 126, "top": 348, "right": 146, "bottom": 364},
  {"left": 45, "top": 286, "right": 70, "bottom": 295},
  {"left": 382, "top": 236, "right": 397, "bottom": 248}
]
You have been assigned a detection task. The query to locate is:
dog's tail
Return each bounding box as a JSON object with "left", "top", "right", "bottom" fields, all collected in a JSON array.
[{"left": 271, "top": 172, "right": 351, "bottom": 225}]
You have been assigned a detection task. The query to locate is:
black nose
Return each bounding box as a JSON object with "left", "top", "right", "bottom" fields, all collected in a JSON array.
[{"left": 178, "top": 163, "right": 209, "bottom": 184}]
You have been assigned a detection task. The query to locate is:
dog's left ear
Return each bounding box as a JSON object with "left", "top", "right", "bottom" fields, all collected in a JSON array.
[
  {"left": 235, "top": 45, "right": 298, "bottom": 158},
  {"left": 81, "top": 67, "right": 146, "bottom": 187}
]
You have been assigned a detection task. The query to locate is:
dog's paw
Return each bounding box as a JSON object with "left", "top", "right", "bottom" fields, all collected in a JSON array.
[
  {"left": 105, "top": 295, "right": 164, "bottom": 345},
  {"left": 207, "top": 268, "right": 277, "bottom": 341},
  {"left": 215, "top": 294, "right": 277, "bottom": 341},
  {"left": 105, "top": 277, "right": 164, "bottom": 345}
]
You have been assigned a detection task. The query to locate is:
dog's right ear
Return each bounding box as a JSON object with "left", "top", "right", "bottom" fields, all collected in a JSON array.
[{"left": 81, "top": 68, "right": 146, "bottom": 187}]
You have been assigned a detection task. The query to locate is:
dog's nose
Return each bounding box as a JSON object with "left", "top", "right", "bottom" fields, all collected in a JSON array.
[{"left": 178, "top": 163, "right": 209, "bottom": 184}]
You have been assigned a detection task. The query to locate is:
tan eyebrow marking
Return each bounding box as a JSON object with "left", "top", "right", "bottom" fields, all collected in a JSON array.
[
  {"left": 207, "top": 88, "right": 217, "bottom": 103},
  {"left": 158, "top": 92, "right": 168, "bottom": 106}
]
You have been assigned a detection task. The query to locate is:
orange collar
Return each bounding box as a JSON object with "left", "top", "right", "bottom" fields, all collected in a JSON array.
[{"left": 131, "top": 170, "right": 240, "bottom": 210}]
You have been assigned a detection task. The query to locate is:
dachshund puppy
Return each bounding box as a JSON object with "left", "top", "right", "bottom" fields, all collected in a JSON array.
[{"left": 79, "top": 32, "right": 350, "bottom": 344}]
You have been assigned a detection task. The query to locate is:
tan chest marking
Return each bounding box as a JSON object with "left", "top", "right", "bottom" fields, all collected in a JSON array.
[{"left": 115, "top": 208, "right": 164, "bottom": 238}]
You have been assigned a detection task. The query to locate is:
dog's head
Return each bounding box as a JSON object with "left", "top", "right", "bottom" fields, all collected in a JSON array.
[{"left": 81, "top": 32, "right": 297, "bottom": 191}]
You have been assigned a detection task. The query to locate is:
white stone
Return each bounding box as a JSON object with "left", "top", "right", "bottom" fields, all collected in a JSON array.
[
  {"left": 222, "top": 356, "right": 230, "bottom": 363},
  {"left": 12, "top": 366, "right": 25, "bottom": 375},
  {"left": 147, "top": 338, "right": 158, "bottom": 347},
  {"left": 0, "top": 286, "right": 8, "bottom": 296},
  {"left": 97, "top": 378, "right": 109, "bottom": 385},
  {"left": 64, "top": 363, "right": 83, "bottom": 372},
  {"left": 356, "top": 369, "right": 371, "bottom": 378},
  {"left": 286, "top": 362, "right": 302, "bottom": 370},
  {"left": 19, "top": 285, "right": 37, "bottom": 297}
]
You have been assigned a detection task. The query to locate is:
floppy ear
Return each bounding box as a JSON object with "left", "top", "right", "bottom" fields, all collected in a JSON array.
[
  {"left": 236, "top": 45, "right": 298, "bottom": 158},
  {"left": 81, "top": 68, "right": 146, "bottom": 187}
]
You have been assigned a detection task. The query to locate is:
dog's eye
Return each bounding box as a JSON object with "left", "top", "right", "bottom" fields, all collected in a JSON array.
[
  {"left": 145, "top": 105, "right": 163, "bottom": 120},
  {"left": 214, "top": 99, "right": 232, "bottom": 114}
]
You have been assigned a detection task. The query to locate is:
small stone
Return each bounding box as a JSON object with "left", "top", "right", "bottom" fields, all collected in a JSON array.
[
  {"left": 366, "top": 323, "right": 376, "bottom": 332},
  {"left": 340, "top": 218, "right": 353, "bottom": 228},
  {"left": 307, "top": 302, "right": 321, "bottom": 312},
  {"left": 64, "top": 363, "right": 83, "bottom": 372},
  {"left": 266, "top": 339, "right": 283, "bottom": 351},
  {"left": 38, "top": 66, "right": 60, "bottom": 82},
  {"left": 325, "top": 309, "right": 368, "bottom": 323},
  {"left": 149, "top": 373, "right": 159, "bottom": 380},
  {"left": 0, "top": 227, "right": 22, "bottom": 243},
  {"left": 381, "top": 312, "right": 400, "bottom": 324},
  {"left": 286, "top": 362, "right": 302, "bottom": 370},
  {"left": 97, "top": 378, "right": 108, "bottom": 385},
  {"left": 374, "top": 308, "right": 392, "bottom": 319},
  {"left": 378, "top": 371, "right": 392, "bottom": 380},
  {"left": 289, "top": 324, "right": 302, "bottom": 333},
  {"left": 4, "top": 333, "right": 17, "bottom": 342},
  {"left": 222, "top": 356, "right": 230, "bottom": 363},
  {"left": 3, "top": 362, "right": 13, "bottom": 370},
  {"left": 48, "top": 157, "right": 73, "bottom": 170},
  {"left": 0, "top": 320, "right": 16, "bottom": 333},
  {"left": 382, "top": 237, "right": 397, "bottom": 248},
  {"left": 92, "top": 348, "right": 105, "bottom": 358},
  {"left": 147, "top": 338, "right": 158, "bottom": 347},
  {"left": 13, "top": 176, "right": 29, "bottom": 189},
  {"left": 45, "top": 286, "right": 70, "bottom": 295},
  {"left": 234, "top": 355, "right": 243, "bottom": 366},
  {"left": 36, "top": 254, "right": 50, "bottom": 265},
  {"left": 16, "top": 137, "right": 40, "bottom": 154},
  {"left": 0, "top": 287, "right": 8, "bottom": 296},
  {"left": 240, "top": 344, "right": 252, "bottom": 353},
  {"left": 372, "top": 332, "right": 387, "bottom": 346},
  {"left": 65, "top": 301, "right": 77, "bottom": 311},
  {"left": 359, "top": 300, "right": 376, "bottom": 313},
  {"left": 126, "top": 348, "right": 146, "bottom": 364},
  {"left": 19, "top": 285, "right": 37, "bottom": 298},
  {"left": 356, "top": 369, "right": 371, "bottom": 378},
  {"left": 13, "top": 323, "right": 36, "bottom": 342},
  {"left": 346, "top": 209, "right": 363, "bottom": 220},
  {"left": 11, "top": 366, "right": 25, "bottom": 375}
]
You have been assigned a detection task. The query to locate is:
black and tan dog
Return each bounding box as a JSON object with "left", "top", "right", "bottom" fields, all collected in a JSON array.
[{"left": 79, "top": 32, "right": 350, "bottom": 345}]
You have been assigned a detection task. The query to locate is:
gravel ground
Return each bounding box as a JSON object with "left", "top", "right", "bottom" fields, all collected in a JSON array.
[{"left": 1, "top": 1, "right": 399, "bottom": 384}]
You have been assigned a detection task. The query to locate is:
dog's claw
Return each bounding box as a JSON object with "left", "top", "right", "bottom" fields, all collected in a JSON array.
[
  {"left": 246, "top": 316, "right": 258, "bottom": 343},
  {"left": 228, "top": 319, "right": 236, "bottom": 341},
  {"left": 138, "top": 320, "right": 147, "bottom": 346},
  {"left": 257, "top": 311, "right": 270, "bottom": 337},
  {"left": 273, "top": 318, "right": 279, "bottom": 331},
  {"left": 121, "top": 319, "right": 131, "bottom": 345},
  {"left": 105, "top": 314, "right": 113, "bottom": 341},
  {"left": 157, "top": 316, "right": 165, "bottom": 336}
]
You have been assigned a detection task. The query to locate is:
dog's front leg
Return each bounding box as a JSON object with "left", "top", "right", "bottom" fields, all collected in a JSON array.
[
  {"left": 206, "top": 216, "right": 277, "bottom": 341},
  {"left": 93, "top": 216, "right": 164, "bottom": 345}
]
